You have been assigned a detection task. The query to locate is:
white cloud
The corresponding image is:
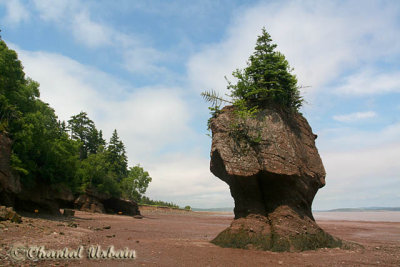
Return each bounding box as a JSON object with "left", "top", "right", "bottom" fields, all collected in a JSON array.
[
  {"left": 33, "top": 0, "right": 111, "bottom": 48},
  {"left": 31, "top": 0, "right": 165, "bottom": 74},
  {"left": 315, "top": 142, "right": 400, "bottom": 209},
  {"left": 99, "top": 87, "right": 194, "bottom": 165},
  {"left": 322, "top": 144, "right": 400, "bottom": 185},
  {"left": 32, "top": 0, "right": 72, "bottom": 22},
  {"left": 318, "top": 122, "right": 400, "bottom": 153},
  {"left": 122, "top": 47, "right": 166, "bottom": 75},
  {"left": 187, "top": 23, "right": 256, "bottom": 96},
  {"left": 335, "top": 70, "right": 400, "bottom": 95},
  {"left": 145, "top": 152, "right": 232, "bottom": 208},
  {"left": 16, "top": 49, "right": 118, "bottom": 122},
  {"left": 314, "top": 121, "right": 400, "bottom": 209},
  {"left": 14, "top": 46, "right": 192, "bottom": 163},
  {"left": 15, "top": 47, "right": 230, "bottom": 209},
  {"left": 333, "top": 111, "right": 377, "bottom": 123},
  {"left": 71, "top": 11, "right": 111, "bottom": 48},
  {"left": 187, "top": 1, "right": 400, "bottom": 100},
  {"left": 0, "top": 0, "right": 30, "bottom": 24}
]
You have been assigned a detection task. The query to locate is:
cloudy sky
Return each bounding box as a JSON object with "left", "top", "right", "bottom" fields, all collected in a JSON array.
[{"left": 1, "top": 0, "right": 399, "bottom": 210}]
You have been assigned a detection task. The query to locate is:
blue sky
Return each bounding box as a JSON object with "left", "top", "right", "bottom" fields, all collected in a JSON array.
[{"left": 1, "top": 0, "right": 399, "bottom": 210}]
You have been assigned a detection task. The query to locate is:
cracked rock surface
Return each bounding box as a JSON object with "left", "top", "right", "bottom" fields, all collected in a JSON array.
[{"left": 209, "top": 105, "right": 342, "bottom": 251}]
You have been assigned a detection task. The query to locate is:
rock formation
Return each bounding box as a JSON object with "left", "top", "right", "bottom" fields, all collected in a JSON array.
[
  {"left": 74, "top": 188, "right": 140, "bottom": 216},
  {"left": 1, "top": 133, "right": 140, "bottom": 217},
  {"left": 209, "top": 105, "right": 342, "bottom": 251},
  {"left": 1, "top": 133, "right": 75, "bottom": 214},
  {"left": 0, "top": 206, "right": 22, "bottom": 223},
  {"left": 15, "top": 183, "right": 75, "bottom": 215},
  {"left": 74, "top": 188, "right": 108, "bottom": 213},
  {"left": 103, "top": 197, "right": 140, "bottom": 216},
  {"left": 0, "top": 134, "right": 21, "bottom": 207}
]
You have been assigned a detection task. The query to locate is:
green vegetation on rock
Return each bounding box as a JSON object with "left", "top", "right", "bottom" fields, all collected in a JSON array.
[
  {"left": 202, "top": 28, "right": 304, "bottom": 149},
  {"left": 212, "top": 227, "right": 343, "bottom": 252},
  {"left": 202, "top": 27, "right": 303, "bottom": 114},
  {"left": 211, "top": 228, "right": 273, "bottom": 251},
  {"left": 228, "top": 27, "right": 303, "bottom": 111}
]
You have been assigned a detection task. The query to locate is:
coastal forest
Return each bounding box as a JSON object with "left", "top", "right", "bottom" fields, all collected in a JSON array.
[{"left": 0, "top": 38, "right": 155, "bottom": 204}]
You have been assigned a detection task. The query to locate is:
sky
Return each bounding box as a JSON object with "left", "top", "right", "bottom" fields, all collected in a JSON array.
[{"left": 0, "top": 0, "right": 399, "bottom": 210}]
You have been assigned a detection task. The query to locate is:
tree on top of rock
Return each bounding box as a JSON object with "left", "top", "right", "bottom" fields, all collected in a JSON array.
[
  {"left": 202, "top": 28, "right": 303, "bottom": 112},
  {"left": 229, "top": 28, "right": 303, "bottom": 111}
]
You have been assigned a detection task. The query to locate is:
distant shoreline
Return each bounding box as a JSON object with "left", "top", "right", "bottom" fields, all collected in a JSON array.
[
  {"left": 191, "top": 207, "right": 400, "bottom": 222},
  {"left": 314, "top": 207, "right": 400, "bottom": 212},
  {"left": 314, "top": 211, "right": 400, "bottom": 222},
  {"left": 193, "top": 207, "right": 400, "bottom": 212}
]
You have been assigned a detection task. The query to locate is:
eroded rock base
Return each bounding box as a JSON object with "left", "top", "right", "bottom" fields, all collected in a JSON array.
[{"left": 212, "top": 206, "right": 343, "bottom": 252}]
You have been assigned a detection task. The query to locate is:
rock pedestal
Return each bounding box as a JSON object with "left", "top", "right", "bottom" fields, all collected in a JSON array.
[{"left": 210, "top": 106, "right": 342, "bottom": 251}]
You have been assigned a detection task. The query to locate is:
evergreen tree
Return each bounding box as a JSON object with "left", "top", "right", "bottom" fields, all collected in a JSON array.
[
  {"left": 0, "top": 40, "right": 38, "bottom": 132},
  {"left": 67, "top": 112, "right": 104, "bottom": 159},
  {"left": 77, "top": 146, "right": 121, "bottom": 197},
  {"left": 0, "top": 39, "right": 80, "bottom": 189},
  {"left": 0, "top": 37, "right": 154, "bottom": 200},
  {"left": 202, "top": 28, "right": 303, "bottom": 113},
  {"left": 229, "top": 27, "right": 303, "bottom": 110},
  {"left": 98, "top": 130, "right": 106, "bottom": 147},
  {"left": 107, "top": 129, "right": 128, "bottom": 181}
]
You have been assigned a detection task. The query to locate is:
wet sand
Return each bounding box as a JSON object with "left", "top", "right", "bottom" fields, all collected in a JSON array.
[
  {"left": 314, "top": 211, "right": 400, "bottom": 222},
  {"left": 0, "top": 209, "right": 399, "bottom": 266}
]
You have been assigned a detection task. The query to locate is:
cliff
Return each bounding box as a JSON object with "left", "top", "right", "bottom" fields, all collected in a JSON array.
[
  {"left": 0, "top": 133, "right": 140, "bottom": 217},
  {"left": 0, "top": 133, "right": 21, "bottom": 206}
]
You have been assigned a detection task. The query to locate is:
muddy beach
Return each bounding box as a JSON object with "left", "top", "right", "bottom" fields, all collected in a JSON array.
[{"left": 0, "top": 208, "right": 399, "bottom": 266}]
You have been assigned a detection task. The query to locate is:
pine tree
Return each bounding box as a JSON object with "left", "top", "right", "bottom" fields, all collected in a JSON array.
[
  {"left": 229, "top": 27, "right": 303, "bottom": 111},
  {"left": 106, "top": 129, "right": 128, "bottom": 181},
  {"left": 67, "top": 111, "right": 103, "bottom": 159},
  {"left": 0, "top": 39, "right": 80, "bottom": 188},
  {"left": 202, "top": 28, "right": 303, "bottom": 113}
]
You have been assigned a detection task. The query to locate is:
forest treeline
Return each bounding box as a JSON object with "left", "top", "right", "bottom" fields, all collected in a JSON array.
[{"left": 0, "top": 39, "right": 154, "bottom": 203}]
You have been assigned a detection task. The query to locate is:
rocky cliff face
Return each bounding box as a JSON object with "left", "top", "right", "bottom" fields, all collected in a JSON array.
[
  {"left": 0, "top": 133, "right": 21, "bottom": 206},
  {"left": 0, "top": 133, "right": 75, "bottom": 214},
  {"left": 0, "top": 133, "right": 140, "bottom": 216},
  {"left": 209, "top": 106, "right": 342, "bottom": 251},
  {"left": 14, "top": 183, "right": 75, "bottom": 215},
  {"left": 74, "top": 188, "right": 141, "bottom": 216}
]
